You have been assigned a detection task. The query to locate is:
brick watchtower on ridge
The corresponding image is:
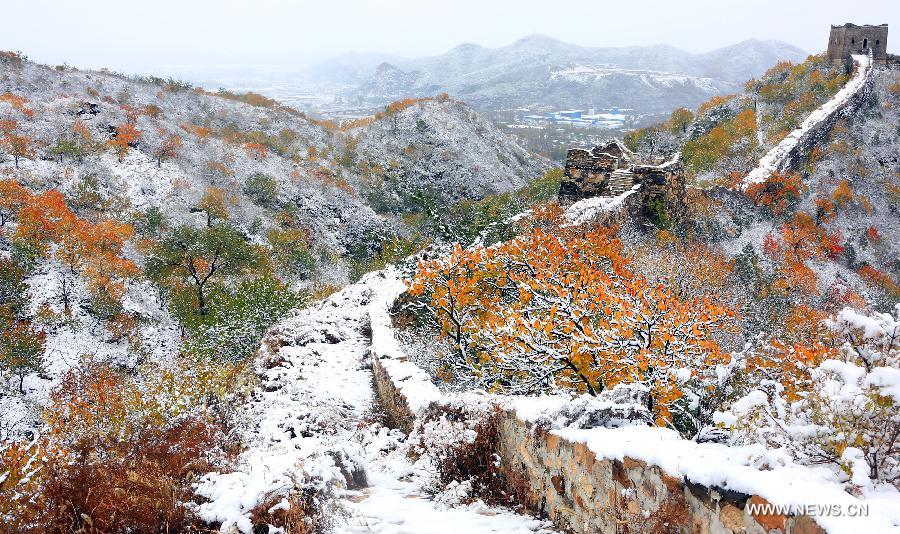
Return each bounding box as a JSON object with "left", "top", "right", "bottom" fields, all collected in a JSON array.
[{"left": 827, "top": 23, "right": 888, "bottom": 66}]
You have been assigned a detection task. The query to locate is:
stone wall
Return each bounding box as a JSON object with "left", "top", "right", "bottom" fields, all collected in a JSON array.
[
  {"left": 494, "top": 412, "right": 825, "bottom": 534},
  {"left": 781, "top": 52, "right": 876, "bottom": 173},
  {"left": 559, "top": 147, "right": 625, "bottom": 202},
  {"left": 559, "top": 140, "right": 687, "bottom": 226},
  {"left": 370, "top": 354, "right": 418, "bottom": 433},
  {"left": 367, "top": 305, "right": 829, "bottom": 534},
  {"left": 634, "top": 157, "right": 686, "bottom": 224}
]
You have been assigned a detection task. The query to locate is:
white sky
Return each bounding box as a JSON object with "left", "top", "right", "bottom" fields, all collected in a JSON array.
[{"left": 2, "top": 0, "right": 898, "bottom": 72}]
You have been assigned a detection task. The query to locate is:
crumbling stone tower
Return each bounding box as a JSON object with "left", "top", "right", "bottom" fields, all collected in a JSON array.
[
  {"left": 827, "top": 23, "right": 889, "bottom": 65},
  {"left": 558, "top": 141, "right": 635, "bottom": 201},
  {"left": 559, "top": 140, "right": 686, "bottom": 226}
]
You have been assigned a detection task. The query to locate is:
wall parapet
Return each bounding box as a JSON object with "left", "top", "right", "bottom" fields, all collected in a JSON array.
[{"left": 367, "top": 280, "right": 893, "bottom": 533}]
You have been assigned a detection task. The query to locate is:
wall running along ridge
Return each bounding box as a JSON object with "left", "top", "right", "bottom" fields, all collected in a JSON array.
[
  {"left": 742, "top": 52, "right": 874, "bottom": 188},
  {"left": 364, "top": 285, "right": 847, "bottom": 534}
]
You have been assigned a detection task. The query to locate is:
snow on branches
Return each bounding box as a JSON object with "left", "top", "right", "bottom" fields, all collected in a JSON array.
[
  {"left": 720, "top": 305, "right": 900, "bottom": 490},
  {"left": 407, "top": 219, "right": 735, "bottom": 427}
]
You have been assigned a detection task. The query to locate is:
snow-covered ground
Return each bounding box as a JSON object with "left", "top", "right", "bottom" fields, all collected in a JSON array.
[
  {"left": 195, "top": 261, "right": 899, "bottom": 533},
  {"left": 563, "top": 184, "right": 640, "bottom": 225},
  {"left": 742, "top": 53, "right": 871, "bottom": 187},
  {"left": 196, "top": 268, "right": 554, "bottom": 533}
]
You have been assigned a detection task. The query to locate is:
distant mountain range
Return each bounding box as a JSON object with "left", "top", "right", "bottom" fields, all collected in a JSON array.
[{"left": 304, "top": 35, "right": 808, "bottom": 115}]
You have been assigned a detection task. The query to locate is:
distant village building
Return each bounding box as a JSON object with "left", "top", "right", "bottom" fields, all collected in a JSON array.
[
  {"left": 559, "top": 140, "right": 686, "bottom": 224},
  {"left": 827, "top": 23, "right": 889, "bottom": 65},
  {"left": 523, "top": 109, "right": 627, "bottom": 129}
]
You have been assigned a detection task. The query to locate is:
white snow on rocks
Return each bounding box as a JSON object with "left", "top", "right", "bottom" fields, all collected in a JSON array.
[
  {"left": 563, "top": 184, "right": 640, "bottom": 225},
  {"left": 743, "top": 53, "right": 872, "bottom": 187}
]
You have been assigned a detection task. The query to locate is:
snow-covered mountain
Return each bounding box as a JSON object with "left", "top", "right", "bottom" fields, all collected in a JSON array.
[
  {"left": 299, "top": 52, "right": 407, "bottom": 86},
  {"left": 343, "top": 35, "right": 807, "bottom": 112},
  {"left": 349, "top": 96, "right": 543, "bottom": 210}
]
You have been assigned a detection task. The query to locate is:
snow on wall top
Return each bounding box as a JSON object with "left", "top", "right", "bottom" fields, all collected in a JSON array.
[
  {"left": 554, "top": 425, "right": 899, "bottom": 534},
  {"left": 563, "top": 184, "right": 641, "bottom": 226},
  {"left": 742, "top": 53, "right": 872, "bottom": 187},
  {"left": 368, "top": 270, "right": 443, "bottom": 414}
]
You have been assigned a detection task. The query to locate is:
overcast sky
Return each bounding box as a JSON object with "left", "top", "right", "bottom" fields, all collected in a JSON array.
[{"left": 3, "top": 0, "right": 899, "bottom": 73}]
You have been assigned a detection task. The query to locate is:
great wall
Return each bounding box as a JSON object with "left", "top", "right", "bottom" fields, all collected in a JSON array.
[
  {"left": 559, "top": 23, "right": 886, "bottom": 222},
  {"left": 366, "top": 269, "right": 891, "bottom": 533},
  {"left": 208, "top": 23, "right": 897, "bottom": 534}
]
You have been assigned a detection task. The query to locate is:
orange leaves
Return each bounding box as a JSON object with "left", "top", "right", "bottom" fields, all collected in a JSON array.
[
  {"left": 745, "top": 173, "right": 806, "bottom": 216},
  {"left": 2, "top": 183, "right": 137, "bottom": 310},
  {"left": 0, "top": 179, "right": 28, "bottom": 225},
  {"left": 153, "top": 129, "right": 182, "bottom": 166},
  {"left": 243, "top": 141, "right": 267, "bottom": 160},
  {"left": 198, "top": 187, "right": 229, "bottom": 225},
  {"left": 0, "top": 92, "right": 33, "bottom": 118},
  {"left": 697, "top": 94, "right": 736, "bottom": 115},
  {"left": 107, "top": 122, "right": 141, "bottom": 161},
  {"left": 44, "top": 363, "right": 129, "bottom": 442},
  {"left": 407, "top": 223, "right": 736, "bottom": 422},
  {"left": 762, "top": 211, "right": 845, "bottom": 297},
  {"left": 15, "top": 190, "right": 72, "bottom": 248},
  {"left": 20, "top": 360, "right": 235, "bottom": 532},
  {"left": 831, "top": 178, "right": 855, "bottom": 208},
  {"left": 0, "top": 119, "right": 34, "bottom": 168},
  {"left": 857, "top": 265, "right": 900, "bottom": 299},
  {"left": 747, "top": 304, "right": 837, "bottom": 400},
  {"left": 0, "top": 439, "right": 48, "bottom": 526},
  {"left": 866, "top": 226, "right": 881, "bottom": 243},
  {"left": 181, "top": 122, "right": 212, "bottom": 143}
]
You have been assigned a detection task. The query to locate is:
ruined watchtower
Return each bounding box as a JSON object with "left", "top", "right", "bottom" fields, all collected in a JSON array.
[
  {"left": 827, "top": 23, "right": 889, "bottom": 65},
  {"left": 559, "top": 140, "right": 686, "bottom": 225}
]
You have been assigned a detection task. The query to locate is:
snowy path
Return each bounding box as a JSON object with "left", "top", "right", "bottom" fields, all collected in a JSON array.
[
  {"left": 742, "top": 53, "right": 871, "bottom": 187},
  {"left": 196, "top": 270, "right": 553, "bottom": 533},
  {"left": 339, "top": 471, "right": 551, "bottom": 534}
]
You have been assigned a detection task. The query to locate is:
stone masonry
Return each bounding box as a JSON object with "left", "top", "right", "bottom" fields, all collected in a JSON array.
[
  {"left": 494, "top": 413, "right": 825, "bottom": 534},
  {"left": 559, "top": 139, "right": 687, "bottom": 224},
  {"left": 827, "top": 23, "right": 889, "bottom": 66}
]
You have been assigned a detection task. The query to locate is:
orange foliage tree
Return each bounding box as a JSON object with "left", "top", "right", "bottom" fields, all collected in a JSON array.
[
  {"left": 196, "top": 187, "right": 229, "bottom": 226},
  {"left": 408, "top": 221, "right": 735, "bottom": 425},
  {"left": 1, "top": 119, "right": 34, "bottom": 168},
  {"left": 181, "top": 123, "right": 212, "bottom": 144},
  {"left": 5, "top": 187, "right": 138, "bottom": 314},
  {"left": 746, "top": 304, "right": 838, "bottom": 400},
  {"left": 0, "top": 179, "right": 29, "bottom": 226},
  {"left": 0, "top": 360, "right": 234, "bottom": 532},
  {"left": 243, "top": 141, "right": 267, "bottom": 160},
  {"left": 857, "top": 265, "right": 900, "bottom": 299},
  {"left": 745, "top": 173, "right": 806, "bottom": 216},
  {"left": 831, "top": 178, "right": 856, "bottom": 208},
  {"left": 153, "top": 130, "right": 181, "bottom": 167},
  {"left": 762, "top": 211, "right": 843, "bottom": 297},
  {"left": 0, "top": 92, "right": 33, "bottom": 118},
  {"left": 107, "top": 122, "right": 141, "bottom": 161}
]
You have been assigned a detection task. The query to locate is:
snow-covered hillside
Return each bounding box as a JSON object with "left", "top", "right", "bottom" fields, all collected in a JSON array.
[
  {"left": 351, "top": 97, "right": 548, "bottom": 209},
  {"left": 0, "top": 53, "right": 548, "bottom": 439}
]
